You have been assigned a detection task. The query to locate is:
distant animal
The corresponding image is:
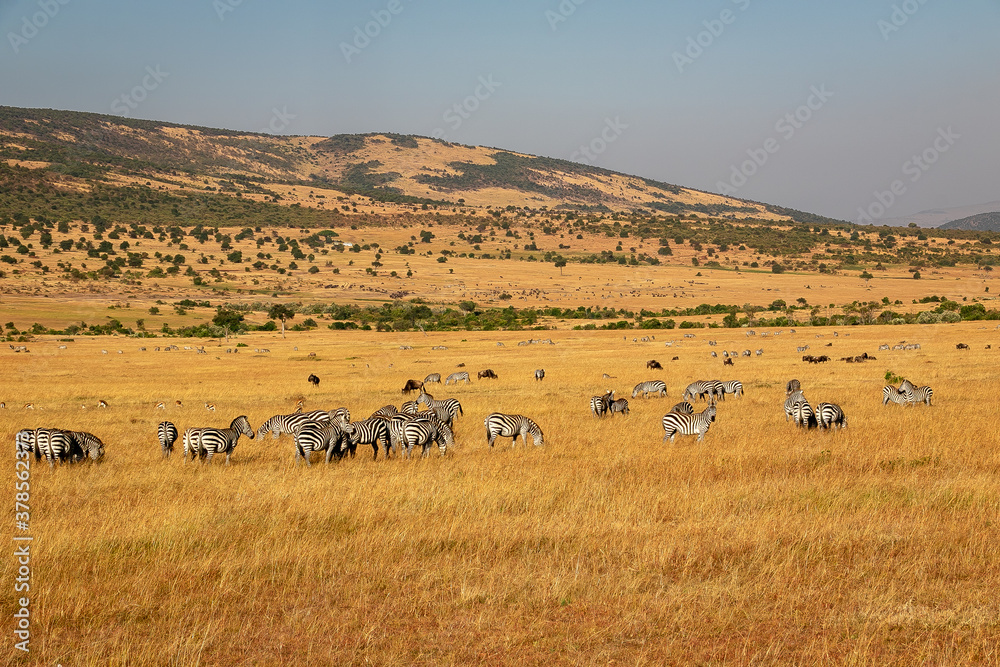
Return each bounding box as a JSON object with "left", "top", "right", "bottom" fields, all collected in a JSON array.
[
  {"left": 535, "top": 369, "right": 545, "bottom": 381},
  {"left": 155, "top": 402, "right": 166, "bottom": 410},
  {"left": 416, "top": 393, "right": 463, "bottom": 422},
  {"left": 632, "top": 380, "right": 667, "bottom": 399},
  {"left": 23, "top": 403, "right": 34, "bottom": 410},
  {"left": 158, "top": 421, "right": 178, "bottom": 457},
  {"left": 205, "top": 403, "right": 216, "bottom": 412},
  {"left": 485, "top": 413, "right": 544, "bottom": 447},
  {"left": 723, "top": 358, "right": 734, "bottom": 366},
  {"left": 401, "top": 379, "right": 424, "bottom": 395},
  {"left": 671, "top": 356, "right": 679, "bottom": 361},
  {"left": 175, "top": 400, "right": 183, "bottom": 407},
  {"left": 307, "top": 374, "right": 320, "bottom": 386},
  {"left": 478, "top": 369, "right": 498, "bottom": 380},
  {"left": 956, "top": 343, "right": 969, "bottom": 350},
  {"left": 590, "top": 390, "right": 615, "bottom": 418},
  {"left": 98, "top": 400, "right": 108, "bottom": 408},
  {"left": 719, "top": 380, "right": 743, "bottom": 398},
  {"left": 445, "top": 372, "right": 471, "bottom": 385},
  {"left": 423, "top": 373, "right": 442, "bottom": 384},
  {"left": 646, "top": 359, "right": 663, "bottom": 370}
]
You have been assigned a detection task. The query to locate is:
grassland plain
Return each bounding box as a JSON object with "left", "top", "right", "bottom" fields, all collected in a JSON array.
[{"left": 3, "top": 324, "right": 1000, "bottom": 665}]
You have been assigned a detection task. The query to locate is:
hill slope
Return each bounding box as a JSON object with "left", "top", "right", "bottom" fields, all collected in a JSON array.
[
  {"left": 938, "top": 211, "right": 1000, "bottom": 232},
  {"left": 0, "top": 106, "right": 837, "bottom": 224}
]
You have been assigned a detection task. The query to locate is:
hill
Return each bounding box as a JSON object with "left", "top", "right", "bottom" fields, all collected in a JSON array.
[
  {"left": 938, "top": 211, "right": 1000, "bottom": 232},
  {"left": 0, "top": 106, "right": 836, "bottom": 224}
]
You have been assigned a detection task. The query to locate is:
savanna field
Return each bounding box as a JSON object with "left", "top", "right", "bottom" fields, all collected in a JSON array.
[{"left": 4, "top": 323, "right": 1000, "bottom": 665}]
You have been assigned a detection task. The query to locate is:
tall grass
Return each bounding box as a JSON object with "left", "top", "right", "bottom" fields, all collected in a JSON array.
[{"left": 3, "top": 324, "right": 999, "bottom": 664}]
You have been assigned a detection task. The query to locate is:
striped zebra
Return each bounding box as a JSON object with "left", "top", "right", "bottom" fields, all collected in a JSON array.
[
  {"left": 424, "top": 373, "right": 442, "bottom": 384},
  {"left": 784, "top": 390, "right": 807, "bottom": 421},
  {"left": 416, "top": 393, "right": 463, "bottom": 421},
  {"left": 33, "top": 429, "right": 78, "bottom": 466},
  {"left": 328, "top": 407, "right": 351, "bottom": 425},
  {"left": 632, "top": 380, "right": 667, "bottom": 398},
  {"left": 662, "top": 405, "right": 716, "bottom": 443},
  {"left": 445, "top": 372, "right": 470, "bottom": 385},
  {"left": 293, "top": 421, "right": 349, "bottom": 465},
  {"left": 707, "top": 380, "right": 726, "bottom": 401},
  {"left": 791, "top": 399, "right": 818, "bottom": 429},
  {"left": 609, "top": 398, "right": 630, "bottom": 416},
  {"left": 786, "top": 379, "right": 801, "bottom": 396},
  {"left": 400, "top": 401, "right": 419, "bottom": 415},
  {"left": 590, "top": 390, "right": 614, "bottom": 417},
  {"left": 911, "top": 385, "right": 933, "bottom": 406},
  {"left": 882, "top": 385, "right": 911, "bottom": 406},
  {"left": 719, "top": 380, "right": 744, "bottom": 398},
  {"left": 669, "top": 401, "right": 694, "bottom": 414},
  {"left": 257, "top": 411, "right": 329, "bottom": 440},
  {"left": 64, "top": 431, "right": 105, "bottom": 462},
  {"left": 485, "top": 413, "right": 544, "bottom": 447},
  {"left": 369, "top": 404, "right": 399, "bottom": 419},
  {"left": 816, "top": 403, "right": 847, "bottom": 429},
  {"left": 183, "top": 416, "right": 254, "bottom": 464},
  {"left": 899, "top": 379, "right": 915, "bottom": 395},
  {"left": 683, "top": 381, "right": 716, "bottom": 402},
  {"left": 342, "top": 418, "right": 391, "bottom": 460},
  {"left": 158, "top": 421, "right": 178, "bottom": 457},
  {"left": 402, "top": 417, "right": 454, "bottom": 458},
  {"left": 16, "top": 429, "right": 40, "bottom": 461},
  {"left": 384, "top": 413, "right": 420, "bottom": 455},
  {"left": 535, "top": 369, "right": 545, "bottom": 381}
]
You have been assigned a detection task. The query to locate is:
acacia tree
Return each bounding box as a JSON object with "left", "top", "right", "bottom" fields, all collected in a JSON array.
[
  {"left": 212, "top": 307, "right": 244, "bottom": 342},
  {"left": 267, "top": 304, "right": 296, "bottom": 338}
]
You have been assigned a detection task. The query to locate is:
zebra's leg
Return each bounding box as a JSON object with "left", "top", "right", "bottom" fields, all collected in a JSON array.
[
  {"left": 487, "top": 431, "right": 496, "bottom": 448},
  {"left": 205, "top": 450, "right": 213, "bottom": 464}
]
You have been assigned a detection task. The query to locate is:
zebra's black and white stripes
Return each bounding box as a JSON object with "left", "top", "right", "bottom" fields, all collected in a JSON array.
[
  {"left": 609, "top": 398, "right": 630, "bottom": 416},
  {"left": 485, "top": 413, "right": 544, "bottom": 447},
  {"left": 632, "top": 380, "right": 666, "bottom": 399},
  {"left": 445, "top": 372, "right": 470, "bottom": 385},
  {"left": 882, "top": 385, "right": 911, "bottom": 406},
  {"left": 183, "top": 415, "right": 254, "bottom": 464},
  {"left": 257, "top": 411, "right": 330, "bottom": 440},
  {"left": 790, "top": 399, "right": 818, "bottom": 429},
  {"left": 662, "top": 405, "right": 716, "bottom": 443},
  {"left": 816, "top": 402, "right": 847, "bottom": 429},
  {"left": 590, "top": 390, "right": 614, "bottom": 417},
  {"left": 158, "top": 421, "right": 178, "bottom": 457},
  {"left": 342, "top": 418, "right": 390, "bottom": 460},
  {"left": 402, "top": 417, "right": 454, "bottom": 457},
  {"left": 416, "top": 393, "right": 463, "bottom": 421},
  {"left": 293, "top": 421, "right": 348, "bottom": 465},
  {"left": 719, "top": 380, "right": 743, "bottom": 398},
  {"left": 683, "top": 381, "right": 718, "bottom": 402}
]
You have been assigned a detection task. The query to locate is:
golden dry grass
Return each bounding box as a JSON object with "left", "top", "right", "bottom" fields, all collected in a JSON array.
[{"left": 3, "top": 323, "right": 1000, "bottom": 664}]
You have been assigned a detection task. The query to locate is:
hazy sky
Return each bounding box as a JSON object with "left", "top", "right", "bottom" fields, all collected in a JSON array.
[{"left": 2, "top": 0, "right": 998, "bottom": 222}]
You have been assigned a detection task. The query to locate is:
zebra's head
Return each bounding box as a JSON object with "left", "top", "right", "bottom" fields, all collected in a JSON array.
[
  {"left": 416, "top": 392, "right": 432, "bottom": 406},
  {"left": 531, "top": 424, "right": 544, "bottom": 447},
  {"left": 232, "top": 416, "right": 254, "bottom": 439},
  {"left": 706, "top": 405, "right": 717, "bottom": 421}
]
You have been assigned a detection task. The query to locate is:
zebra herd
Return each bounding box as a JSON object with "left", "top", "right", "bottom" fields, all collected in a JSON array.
[
  {"left": 16, "top": 428, "right": 105, "bottom": 466},
  {"left": 783, "top": 380, "right": 847, "bottom": 430},
  {"left": 882, "top": 379, "right": 933, "bottom": 406}
]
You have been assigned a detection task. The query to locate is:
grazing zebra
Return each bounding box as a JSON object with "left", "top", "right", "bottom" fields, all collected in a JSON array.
[
  {"left": 342, "top": 418, "right": 391, "bottom": 460},
  {"left": 632, "top": 380, "right": 667, "bottom": 399},
  {"left": 816, "top": 403, "right": 847, "bottom": 429},
  {"left": 590, "top": 390, "right": 614, "bottom": 417},
  {"left": 293, "top": 421, "right": 349, "bottom": 465},
  {"left": 882, "top": 385, "right": 912, "bottom": 406},
  {"left": 609, "top": 398, "right": 630, "bottom": 416},
  {"left": 183, "top": 416, "right": 254, "bottom": 464},
  {"left": 683, "top": 381, "right": 716, "bottom": 402},
  {"left": 257, "top": 411, "right": 329, "bottom": 440},
  {"left": 719, "top": 380, "right": 744, "bottom": 398},
  {"left": 786, "top": 379, "right": 801, "bottom": 395},
  {"left": 911, "top": 385, "right": 933, "bottom": 406},
  {"left": 791, "top": 399, "right": 818, "bottom": 429},
  {"left": 158, "top": 421, "right": 178, "bottom": 457},
  {"left": 33, "top": 428, "right": 77, "bottom": 467},
  {"left": 64, "top": 431, "right": 105, "bottom": 462},
  {"left": 485, "top": 413, "right": 544, "bottom": 447},
  {"left": 784, "top": 390, "right": 807, "bottom": 421},
  {"left": 445, "top": 371, "right": 471, "bottom": 385},
  {"left": 383, "top": 413, "right": 419, "bottom": 455},
  {"left": 369, "top": 404, "right": 400, "bottom": 419},
  {"left": 662, "top": 405, "right": 716, "bottom": 443},
  {"left": 400, "top": 401, "right": 419, "bottom": 415},
  {"left": 535, "top": 369, "right": 545, "bottom": 381},
  {"left": 424, "top": 373, "right": 442, "bottom": 384},
  {"left": 669, "top": 401, "right": 694, "bottom": 414},
  {"left": 416, "top": 393, "right": 463, "bottom": 421},
  {"left": 402, "top": 417, "right": 454, "bottom": 457},
  {"left": 707, "top": 380, "right": 726, "bottom": 401}
]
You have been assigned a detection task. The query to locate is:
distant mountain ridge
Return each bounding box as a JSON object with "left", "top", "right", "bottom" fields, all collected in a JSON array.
[
  {"left": 0, "top": 106, "right": 841, "bottom": 225},
  {"left": 938, "top": 211, "right": 1000, "bottom": 232}
]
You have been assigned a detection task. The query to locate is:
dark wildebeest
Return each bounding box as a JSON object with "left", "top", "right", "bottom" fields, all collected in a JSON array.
[
  {"left": 647, "top": 359, "right": 663, "bottom": 370},
  {"left": 723, "top": 357, "right": 734, "bottom": 366},
  {"left": 401, "top": 379, "right": 424, "bottom": 395},
  {"left": 478, "top": 369, "right": 498, "bottom": 380},
  {"left": 956, "top": 343, "right": 969, "bottom": 350},
  {"left": 308, "top": 374, "right": 320, "bottom": 386},
  {"left": 535, "top": 369, "right": 545, "bottom": 381}
]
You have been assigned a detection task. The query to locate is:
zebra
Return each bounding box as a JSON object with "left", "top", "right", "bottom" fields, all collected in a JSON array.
[
  {"left": 882, "top": 385, "right": 912, "bottom": 406},
  {"left": 33, "top": 428, "right": 78, "bottom": 467},
  {"left": 535, "top": 369, "right": 545, "bottom": 381},
  {"left": 485, "top": 413, "right": 544, "bottom": 447},
  {"left": 416, "top": 393, "right": 463, "bottom": 421},
  {"left": 590, "top": 390, "right": 614, "bottom": 417},
  {"left": 257, "top": 412, "right": 329, "bottom": 440},
  {"left": 756, "top": 349, "right": 763, "bottom": 356},
  {"left": 342, "top": 418, "right": 390, "bottom": 460},
  {"left": 183, "top": 416, "right": 254, "bottom": 464},
  {"left": 899, "top": 379, "right": 915, "bottom": 395},
  {"left": 64, "top": 431, "right": 105, "bottom": 462},
  {"left": 328, "top": 407, "right": 352, "bottom": 425},
  {"left": 785, "top": 390, "right": 807, "bottom": 421},
  {"left": 293, "top": 421, "right": 349, "bottom": 465},
  {"left": 369, "top": 404, "right": 399, "bottom": 419},
  {"left": 402, "top": 417, "right": 454, "bottom": 457},
  {"left": 609, "top": 398, "right": 630, "bottom": 416},
  {"left": 383, "top": 413, "right": 422, "bottom": 455},
  {"left": 816, "top": 403, "right": 847, "bottom": 429},
  {"left": 791, "top": 399, "right": 818, "bottom": 429},
  {"left": 445, "top": 371, "right": 471, "bottom": 385},
  {"left": 911, "top": 385, "right": 933, "bottom": 406},
  {"left": 423, "top": 373, "right": 442, "bottom": 384},
  {"left": 400, "top": 401, "right": 419, "bottom": 415},
  {"left": 662, "top": 405, "right": 716, "bottom": 443},
  {"left": 669, "top": 401, "right": 694, "bottom": 414},
  {"left": 158, "top": 421, "right": 178, "bottom": 457},
  {"left": 632, "top": 380, "right": 667, "bottom": 399},
  {"left": 707, "top": 380, "right": 726, "bottom": 401},
  {"left": 719, "top": 380, "right": 744, "bottom": 398},
  {"left": 786, "top": 379, "right": 801, "bottom": 395},
  {"left": 683, "top": 381, "right": 716, "bottom": 402}
]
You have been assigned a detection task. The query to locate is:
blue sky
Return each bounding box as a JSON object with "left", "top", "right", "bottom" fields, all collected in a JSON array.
[{"left": 2, "top": 0, "right": 997, "bottom": 222}]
